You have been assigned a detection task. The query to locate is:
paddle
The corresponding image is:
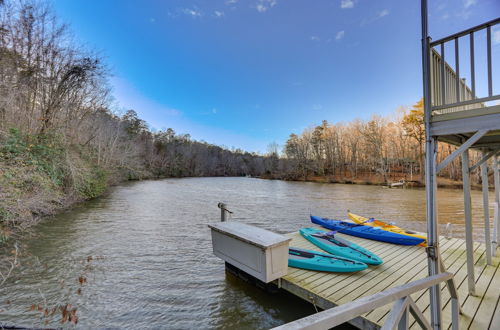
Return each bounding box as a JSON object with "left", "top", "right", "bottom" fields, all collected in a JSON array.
[
  {"left": 361, "top": 217, "right": 376, "bottom": 224},
  {"left": 289, "top": 248, "right": 358, "bottom": 264},
  {"left": 311, "top": 231, "right": 377, "bottom": 260}
]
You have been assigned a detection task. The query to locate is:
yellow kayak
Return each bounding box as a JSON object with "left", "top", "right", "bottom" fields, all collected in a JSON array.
[{"left": 347, "top": 211, "right": 427, "bottom": 247}]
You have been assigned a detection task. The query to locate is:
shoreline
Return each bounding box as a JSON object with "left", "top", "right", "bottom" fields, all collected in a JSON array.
[
  {"left": 259, "top": 174, "right": 482, "bottom": 191},
  {"left": 0, "top": 174, "right": 478, "bottom": 245},
  {"left": 0, "top": 174, "right": 477, "bottom": 229}
]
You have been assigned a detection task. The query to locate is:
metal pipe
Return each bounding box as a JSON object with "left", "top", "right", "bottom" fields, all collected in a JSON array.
[
  {"left": 469, "top": 148, "right": 500, "bottom": 172},
  {"left": 470, "top": 32, "right": 475, "bottom": 99},
  {"left": 455, "top": 38, "right": 460, "bottom": 103},
  {"left": 441, "top": 44, "right": 445, "bottom": 105},
  {"left": 461, "top": 149, "right": 476, "bottom": 295},
  {"left": 218, "top": 202, "right": 228, "bottom": 222},
  {"left": 431, "top": 94, "right": 500, "bottom": 111},
  {"left": 480, "top": 151, "right": 493, "bottom": 265},
  {"left": 445, "top": 223, "right": 453, "bottom": 239},
  {"left": 436, "top": 129, "right": 488, "bottom": 174},
  {"left": 494, "top": 156, "right": 500, "bottom": 256},
  {"left": 487, "top": 26, "right": 492, "bottom": 97},
  {"left": 421, "top": 0, "right": 442, "bottom": 327}
]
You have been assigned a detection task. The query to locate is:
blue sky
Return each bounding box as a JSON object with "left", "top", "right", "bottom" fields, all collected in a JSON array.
[{"left": 52, "top": 0, "right": 500, "bottom": 153}]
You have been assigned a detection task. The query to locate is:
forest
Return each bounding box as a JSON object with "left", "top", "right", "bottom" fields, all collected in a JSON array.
[
  {"left": 0, "top": 0, "right": 481, "bottom": 234},
  {"left": 282, "top": 99, "right": 482, "bottom": 186},
  {"left": 0, "top": 0, "right": 284, "bottom": 231}
]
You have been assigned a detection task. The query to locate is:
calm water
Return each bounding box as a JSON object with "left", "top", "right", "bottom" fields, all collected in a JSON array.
[{"left": 0, "top": 178, "right": 493, "bottom": 328}]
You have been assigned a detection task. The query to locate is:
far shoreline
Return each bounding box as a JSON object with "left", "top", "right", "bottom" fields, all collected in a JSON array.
[{"left": 258, "top": 174, "right": 484, "bottom": 191}]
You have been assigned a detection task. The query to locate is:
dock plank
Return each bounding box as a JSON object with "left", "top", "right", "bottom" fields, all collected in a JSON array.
[
  {"left": 322, "top": 245, "right": 424, "bottom": 300},
  {"left": 277, "top": 231, "right": 500, "bottom": 329},
  {"left": 342, "top": 238, "right": 458, "bottom": 323},
  {"left": 405, "top": 242, "right": 485, "bottom": 329},
  {"left": 471, "top": 256, "right": 500, "bottom": 329},
  {"left": 457, "top": 254, "right": 500, "bottom": 329},
  {"left": 365, "top": 237, "right": 465, "bottom": 323},
  {"left": 439, "top": 244, "right": 489, "bottom": 329},
  {"left": 490, "top": 290, "right": 500, "bottom": 329},
  {"left": 397, "top": 240, "right": 478, "bottom": 327}
]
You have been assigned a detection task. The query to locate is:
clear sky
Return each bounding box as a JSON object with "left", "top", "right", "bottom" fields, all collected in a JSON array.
[{"left": 51, "top": 0, "right": 500, "bottom": 153}]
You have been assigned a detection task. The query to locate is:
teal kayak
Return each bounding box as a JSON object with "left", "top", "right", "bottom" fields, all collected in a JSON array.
[
  {"left": 300, "top": 228, "right": 383, "bottom": 265},
  {"left": 288, "top": 247, "right": 368, "bottom": 272}
]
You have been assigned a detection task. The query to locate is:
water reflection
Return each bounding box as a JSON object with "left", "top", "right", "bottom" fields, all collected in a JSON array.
[{"left": 0, "top": 178, "right": 492, "bottom": 328}]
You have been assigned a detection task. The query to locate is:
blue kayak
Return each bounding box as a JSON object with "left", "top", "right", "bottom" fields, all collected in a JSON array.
[
  {"left": 300, "top": 228, "right": 383, "bottom": 265},
  {"left": 288, "top": 247, "right": 367, "bottom": 272},
  {"left": 310, "top": 216, "right": 425, "bottom": 246}
]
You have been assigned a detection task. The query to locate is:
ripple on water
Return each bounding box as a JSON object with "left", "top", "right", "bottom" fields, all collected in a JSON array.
[{"left": 0, "top": 177, "right": 491, "bottom": 328}]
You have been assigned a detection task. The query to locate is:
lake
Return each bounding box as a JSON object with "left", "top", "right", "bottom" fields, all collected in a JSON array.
[{"left": 0, "top": 177, "right": 492, "bottom": 328}]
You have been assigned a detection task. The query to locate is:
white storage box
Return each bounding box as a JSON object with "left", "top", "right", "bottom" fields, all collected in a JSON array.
[{"left": 208, "top": 222, "right": 291, "bottom": 283}]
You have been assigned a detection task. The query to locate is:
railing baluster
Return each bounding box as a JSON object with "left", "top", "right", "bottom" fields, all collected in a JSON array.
[
  {"left": 432, "top": 52, "right": 437, "bottom": 107},
  {"left": 444, "top": 64, "right": 451, "bottom": 104},
  {"left": 470, "top": 32, "right": 475, "bottom": 99},
  {"left": 430, "top": 19, "right": 498, "bottom": 114},
  {"left": 455, "top": 37, "right": 460, "bottom": 103},
  {"left": 433, "top": 53, "right": 436, "bottom": 106},
  {"left": 441, "top": 43, "right": 446, "bottom": 105},
  {"left": 487, "top": 25, "right": 492, "bottom": 97},
  {"left": 450, "top": 67, "right": 453, "bottom": 107}
]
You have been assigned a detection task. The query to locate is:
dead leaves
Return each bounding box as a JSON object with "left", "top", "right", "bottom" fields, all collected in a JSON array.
[
  {"left": 24, "top": 255, "right": 105, "bottom": 326},
  {"left": 60, "top": 303, "right": 78, "bottom": 324},
  {"left": 78, "top": 275, "right": 87, "bottom": 285},
  {"left": 29, "top": 303, "right": 78, "bottom": 325}
]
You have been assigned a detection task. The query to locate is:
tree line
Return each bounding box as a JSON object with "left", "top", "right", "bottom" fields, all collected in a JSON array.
[
  {"left": 0, "top": 0, "right": 275, "bottom": 183},
  {"left": 0, "top": 0, "right": 287, "bottom": 283},
  {"left": 0, "top": 0, "right": 283, "bottom": 230},
  {"left": 282, "top": 99, "right": 482, "bottom": 185},
  {"left": 0, "top": 0, "right": 481, "bottom": 233}
]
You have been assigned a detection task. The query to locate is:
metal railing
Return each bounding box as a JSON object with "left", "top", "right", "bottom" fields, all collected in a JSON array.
[
  {"left": 271, "top": 272, "right": 459, "bottom": 330},
  {"left": 429, "top": 17, "right": 500, "bottom": 117}
]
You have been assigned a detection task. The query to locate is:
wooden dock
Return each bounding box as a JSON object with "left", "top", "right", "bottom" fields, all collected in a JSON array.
[{"left": 277, "top": 228, "right": 500, "bottom": 329}]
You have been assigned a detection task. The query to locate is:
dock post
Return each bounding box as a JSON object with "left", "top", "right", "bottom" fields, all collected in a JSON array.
[
  {"left": 462, "top": 149, "right": 476, "bottom": 295},
  {"left": 425, "top": 137, "right": 442, "bottom": 329},
  {"left": 421, "top": 0, "right": 442, "bottom": 327},
  {"left": 218, "top": 202, "right": 233, "bottom": 222},
  {"left": 480, "top": 151, "right": 492, "bottom": 265},
  {"left": 493, "top": 156, "right": 500, "bottom": 256},
  {"left": 218, "top": 202, "right": 228, "bottom": 222}
]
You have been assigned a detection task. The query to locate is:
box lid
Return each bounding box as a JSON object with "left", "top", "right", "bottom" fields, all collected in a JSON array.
[{"left": 208, "top": 222, "right": 291, "bottom": 249}]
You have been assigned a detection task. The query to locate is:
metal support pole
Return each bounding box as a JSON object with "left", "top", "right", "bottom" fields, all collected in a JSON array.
[
  {"left": 398, "top": 306, "right": 409, "bottom": 330},
  {"left": 218, "top": 202, "right": 228, "bottom": 222},
  {"left": 437, "top": 129, "right": 488, "bottom": 173},
  {"left": 221, "top": 203, "right": 227, "bottom": 222},
  {"left": 493, "top": 156, "right": 500, "bottom": 256},
  {"left": 421, "top": 0, "right": 442, "bottom": 327},
  {"left": 426, "top": 138, "right": 442, "bottom": 329},
  {"left": 462, "top": 149, "right": 476, "bottom": 295},
  {"left": 480, "top": 151, "right": 493, "bottom": 265}
]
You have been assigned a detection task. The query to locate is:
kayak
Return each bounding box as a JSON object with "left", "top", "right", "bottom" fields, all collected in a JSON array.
[
  {"left": 299, "top": 227, "right": 383, "bottom": 265},
  {"left": 288, "top": 247, "right": 368, "bottom": 272},
  {"left": 310, "top": 216, "right": 425, "bottom": 246},
  {"left": 348, "top": 211, "right": 427, "bottom": 247}
]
